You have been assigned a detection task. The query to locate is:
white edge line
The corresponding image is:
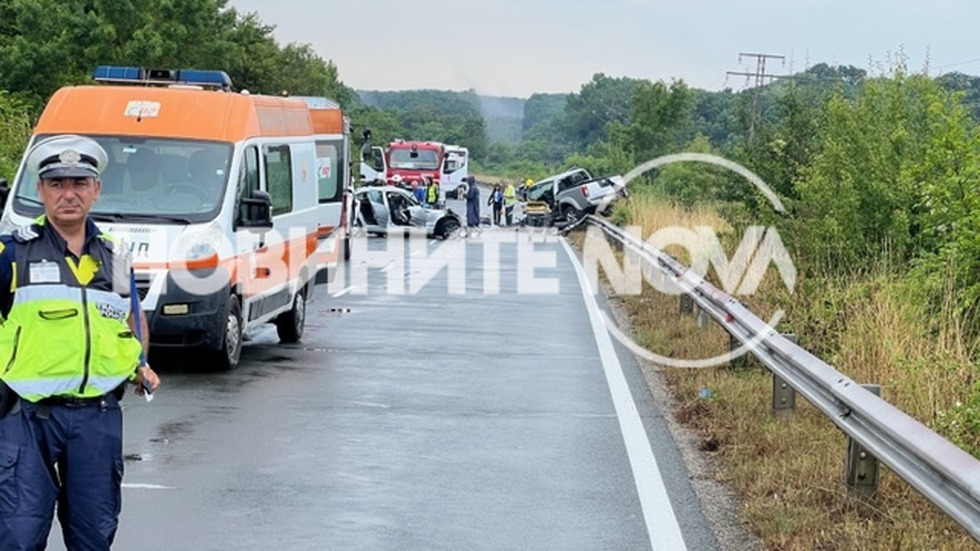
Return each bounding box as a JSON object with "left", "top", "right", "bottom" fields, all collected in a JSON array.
[
  {"left": 331, "top": 285, "right": 356, "bottom": 298},
  {"left": 122, "top": 483, "right": 175, "bottom": 490},
  {"left": 560, "top": 238, "right": 687, "bottom": 551}
]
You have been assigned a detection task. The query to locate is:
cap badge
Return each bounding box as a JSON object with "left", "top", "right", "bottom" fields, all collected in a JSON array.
[{"left": 59, "top": 149, "right": 81, "bottom": 166}]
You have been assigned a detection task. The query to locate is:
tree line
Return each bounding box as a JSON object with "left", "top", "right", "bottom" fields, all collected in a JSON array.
[
  {"left": 7, "top": 2, "right": 980, "bottom": 319},
  {"left": 0, "top": 0, "right": 355, "bottom": 178}
]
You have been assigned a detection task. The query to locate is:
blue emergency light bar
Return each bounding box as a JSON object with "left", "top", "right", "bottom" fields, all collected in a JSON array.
[{"left": 92, "top": 65, "right": 233, "bottom": 90}]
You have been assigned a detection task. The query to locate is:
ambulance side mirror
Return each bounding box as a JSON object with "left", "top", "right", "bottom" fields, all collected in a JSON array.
[
  {"left": 238, "top": 189, "right": 273, "bottom": 231},
  {"left": 0, "top": 179, "right": 8, "bottom": 211}
]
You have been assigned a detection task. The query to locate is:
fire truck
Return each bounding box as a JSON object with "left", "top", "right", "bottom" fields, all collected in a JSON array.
[{"left": 360, "top": 137, "right": 469, "bottom": 200}]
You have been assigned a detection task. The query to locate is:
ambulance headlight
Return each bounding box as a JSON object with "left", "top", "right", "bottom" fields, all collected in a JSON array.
[
  {"left": 177, "top": 241, "right": 220, "bottom": 271},
  {"left": 174, "top": 225, "right": 225, "bottom": 271},
  {"left": 185, "top": 241, "right": 216, "bottom": 259}
]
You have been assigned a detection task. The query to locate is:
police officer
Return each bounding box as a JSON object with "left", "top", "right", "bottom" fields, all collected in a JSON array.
[{"left": 0, "top": 134, "right": 161, "bottom": 550}]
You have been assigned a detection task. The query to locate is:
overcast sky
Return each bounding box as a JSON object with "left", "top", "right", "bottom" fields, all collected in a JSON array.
[{"left": 227, "top": 0, "right": 979, "bottom": 98}]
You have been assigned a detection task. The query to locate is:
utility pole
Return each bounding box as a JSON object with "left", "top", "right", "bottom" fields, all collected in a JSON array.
[{"left": 726, "top": 52, "right": 785, "bottom": 141}]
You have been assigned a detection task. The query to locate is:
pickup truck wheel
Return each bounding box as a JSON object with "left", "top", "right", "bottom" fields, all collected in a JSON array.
[
  {"left": 276, "top": 287, "right": 307, "bottom": 343},
  {"left": 561, "top": 204, "right": 583, "bottom": 224}
]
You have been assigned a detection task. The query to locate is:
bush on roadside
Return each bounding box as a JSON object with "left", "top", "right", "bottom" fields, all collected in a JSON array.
[
  {"left": 0, "top": 91, "right": 32, "bottom": 182},
  {"left": 935, "top": 381, "right": 980, "bottom": 457}
]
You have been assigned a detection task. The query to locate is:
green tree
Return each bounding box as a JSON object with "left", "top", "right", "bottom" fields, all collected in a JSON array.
[
  {"left": 613, "top": 79, "right": 693, "bottom": 160},
  {"left": 0, "top": 1, "right": 352, "bottom": 110},
  {"left": 0, "top": 91, "right": 32, "bottom": 181},
  {"left": 562, "top": 73, "right": 644, "bottom": 150},
  {"left": 790, "top": 68, "right": 963, "bottom": 274},
  {"left": 523, "top": 93, "right": 565, "bottom": 132}
]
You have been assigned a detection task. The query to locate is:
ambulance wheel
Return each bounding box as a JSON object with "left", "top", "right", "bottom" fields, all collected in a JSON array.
[
  {"left": 276, "top": 287, "right": 306, "bottom": 343},
  {"left": 213, "top": 294, "right": 243, "bottom": 370}
]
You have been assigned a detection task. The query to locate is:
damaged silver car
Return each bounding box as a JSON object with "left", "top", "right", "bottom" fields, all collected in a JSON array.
[{"left": 354, "top": 186, "right": 462, "bottom": 239}]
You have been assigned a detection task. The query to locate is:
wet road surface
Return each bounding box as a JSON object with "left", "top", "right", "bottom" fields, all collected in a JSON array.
[{"left": 47, "top": 226, "right": 718, "bottom": 550}]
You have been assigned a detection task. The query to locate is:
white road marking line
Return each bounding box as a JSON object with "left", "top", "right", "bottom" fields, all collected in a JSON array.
[
  {"left": 122, "top": 483, "right": 174, "bottom": 490},
  {"left": 380, "top": 259, "right": 397, "bottom": 273},
  {"left": 348, "top": 401, "right": 391, "bottom": 409},
  {"left": 561, "top": 238, "right": 687, "bottom": 551},
  {"left": 331, "top": 286, "right": 357, "bottom": 298}
]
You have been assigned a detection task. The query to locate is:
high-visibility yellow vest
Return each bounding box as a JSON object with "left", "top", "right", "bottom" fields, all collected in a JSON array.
[
  {"left": 0, "top": 217, "right": 142, "bottom": 402},
  {"left": 503, "top": 184, "right": 517, "bottom": 205}
]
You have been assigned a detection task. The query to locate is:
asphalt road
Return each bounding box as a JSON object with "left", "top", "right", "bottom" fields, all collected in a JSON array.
[{"left": 47, "top": 225, "right": 719, "bottom": 550}]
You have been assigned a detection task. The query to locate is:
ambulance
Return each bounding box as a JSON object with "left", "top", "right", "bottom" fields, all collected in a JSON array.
[{"left": 0, "top": 66, "right": 353, "bottom": 370}]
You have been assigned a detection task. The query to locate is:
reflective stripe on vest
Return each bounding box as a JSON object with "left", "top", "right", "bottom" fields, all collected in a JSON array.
[
  {"left": 13, "top": 284, "right": 131, "bottom": 320},
  {"left": 11, "top": 374, "right": 127, "bottom": 399}
]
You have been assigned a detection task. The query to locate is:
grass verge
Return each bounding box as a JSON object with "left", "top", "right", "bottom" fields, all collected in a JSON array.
[{"left": 579, "top": 194, "right": 979, "bottom": 549}]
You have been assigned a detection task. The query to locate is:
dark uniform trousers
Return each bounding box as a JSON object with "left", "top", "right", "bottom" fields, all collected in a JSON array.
[{"left": 0, "top": 394, "right": 123, "bottom": 551}]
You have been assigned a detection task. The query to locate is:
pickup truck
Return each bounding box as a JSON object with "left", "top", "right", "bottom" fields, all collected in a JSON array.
[{"left": 525, "top": 167, "right": 628, "bottom": 224}]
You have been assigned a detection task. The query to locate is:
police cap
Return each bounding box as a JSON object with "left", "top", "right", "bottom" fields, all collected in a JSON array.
[{"left": 26, "top": 134, "right": 107, "bottom": 180}]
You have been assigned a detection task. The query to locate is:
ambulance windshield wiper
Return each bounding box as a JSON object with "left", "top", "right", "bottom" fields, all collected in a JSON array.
[
  {"left": 15, "top": 195, "right": 43, "bottom": 206},
  {"left": 90, "top": 212, "right": 194, "bottom": 224}
]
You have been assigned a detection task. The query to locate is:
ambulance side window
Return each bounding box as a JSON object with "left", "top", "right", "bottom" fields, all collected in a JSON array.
[
  {"left": 239, "top": 146, "right": 260, "bottom": 200},
  {"left": 315, "top": 140, "right": 342, "bottom": 203},
  {"left": 264, "top": 144, "right": 293, "bottom": 215},
  {"left": 236, "top": 146, "right": 261, "bottom": 227}
]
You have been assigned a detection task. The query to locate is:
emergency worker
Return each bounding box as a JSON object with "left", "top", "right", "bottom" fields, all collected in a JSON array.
[
  {"left": 0, "top": 134, "right": 160, "bottom": 550},
  {"left": 426, "top": 177, "right": 439, "bottom": 206},
  {"left": 521, "top": 178, "right": 533, "bottom": 201},
  {"left": 503, "top": 180, "right": 517, "bottom": 225}
]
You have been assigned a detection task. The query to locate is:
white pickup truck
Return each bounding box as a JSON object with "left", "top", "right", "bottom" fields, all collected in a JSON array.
[{"left": 526, "top": 167, "right": 628, "bottom": 223}]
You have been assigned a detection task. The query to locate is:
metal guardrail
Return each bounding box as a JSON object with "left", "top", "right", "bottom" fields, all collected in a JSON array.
[{"left": 584, "top": 215, "right": 980, "bottom": 541}]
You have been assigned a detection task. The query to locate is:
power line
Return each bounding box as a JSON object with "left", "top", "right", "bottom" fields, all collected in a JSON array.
[
  {"left": 726, "top": 52, "right": 786, "bottom": 141},
  {"left": 935, "top": 57, "right": 980, "bottom": 72}
]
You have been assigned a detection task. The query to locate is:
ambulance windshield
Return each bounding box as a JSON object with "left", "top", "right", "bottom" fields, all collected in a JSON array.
[{"left": 13, "top": 135, "right": 232, "bottom": 224}]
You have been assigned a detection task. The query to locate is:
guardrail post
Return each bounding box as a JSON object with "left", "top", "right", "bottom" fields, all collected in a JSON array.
[
  {"left": 729, "top": 335, "right": 750, "bottom": 370},
  {"left": 679, "top": 294, "right": 694, "bottom": 315},
  {"left": 845, "top": 384, "right": 882, "bottom": 500},
  {"left": 771, "top": 334, "right": 797, "bottom": 417},
  {"left": 696, "top": 307, "right": 709, "bottom": 329}
]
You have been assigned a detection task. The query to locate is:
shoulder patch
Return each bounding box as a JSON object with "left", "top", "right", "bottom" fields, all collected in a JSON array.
[{"left": 12, "top": 224, "right": 40, "bottom": 243}]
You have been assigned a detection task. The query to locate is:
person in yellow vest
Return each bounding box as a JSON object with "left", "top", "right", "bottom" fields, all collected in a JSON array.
[
  {"left": 425, "top": 176, "right": 440, "bottom": 207},
  {"left": 0, "top": 134, "right": 160, "bottom": 549},
  {"left": 503, "top": 180, "right": 517, "bottom": 226}
]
